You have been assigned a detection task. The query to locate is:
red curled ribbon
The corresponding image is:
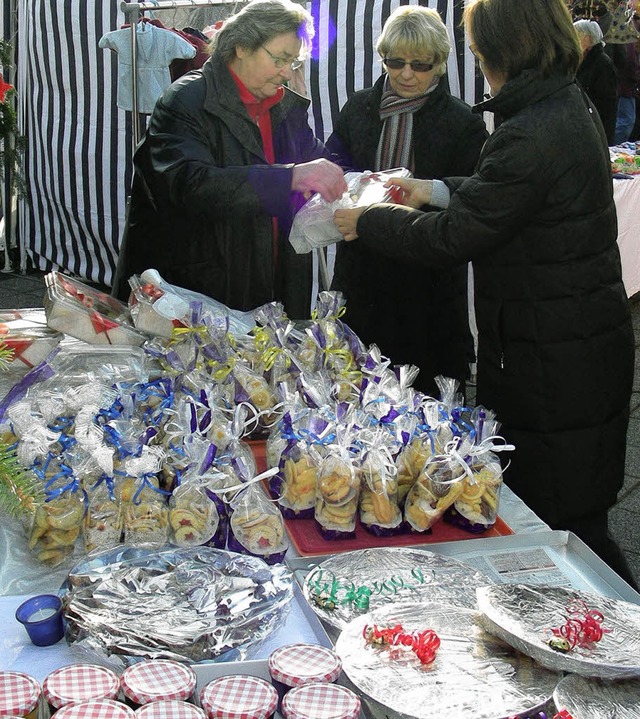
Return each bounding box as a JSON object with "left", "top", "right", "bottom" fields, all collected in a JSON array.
[
  {"left": 363, "top": 623, "right": 440, "bottom": 666},
  {"left": 549, "top": 599, "right": 609, "bottom": 652}
]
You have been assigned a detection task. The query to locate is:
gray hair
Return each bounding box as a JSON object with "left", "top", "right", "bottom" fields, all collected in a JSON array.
[
  {"left": 210, "top": 0, "right": 314, "bottom": 63},
  {"left": 573, "top": 19, "right": 604, "bottom": 47},
  {"left": 376, "top": 6, "right": 451, "bottom": 77}
]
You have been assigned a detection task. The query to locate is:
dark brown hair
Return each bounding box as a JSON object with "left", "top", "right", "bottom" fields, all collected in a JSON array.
[{"left": 464, "top": 0, "right": 581, "bottom": 80}]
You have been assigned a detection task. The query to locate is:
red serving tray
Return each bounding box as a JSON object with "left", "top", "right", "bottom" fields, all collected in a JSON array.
[
  {"left": 247, "top": 439, "right": 514, "bottom": 556},
  {"left": 283, "top": 514, "right": 513, "bottom": 557}
]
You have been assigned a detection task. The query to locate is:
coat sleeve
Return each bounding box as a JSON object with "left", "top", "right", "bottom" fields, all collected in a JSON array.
[
  {"left": 325, "top": 97, "right": 360, "bottom": 172},
  {"left": 141, "top": 91, "right": 297, "bottom": 222},
  {"left": 356, "top": 124, "right": 547, "bottom": 268}
]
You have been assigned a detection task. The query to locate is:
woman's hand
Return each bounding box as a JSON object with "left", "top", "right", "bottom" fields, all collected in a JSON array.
[
  {"left": 385, "top": 177, "right": 433, "bottom": 208},
  {"left": 292, "top": 159, "right": 348, "bottom": 202},
  {"left": 334, "top": 207, "right": 366, "bottom": 241}
]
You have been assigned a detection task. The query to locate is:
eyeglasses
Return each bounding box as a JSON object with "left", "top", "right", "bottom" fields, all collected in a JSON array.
[
  {"left": 261, "top": 46, "right": 303, "bottom": 71},
  {"left": 383, "top": 58, "right": 434, "bottom": 73}
]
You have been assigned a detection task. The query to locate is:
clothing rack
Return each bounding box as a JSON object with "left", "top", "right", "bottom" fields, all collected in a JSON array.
[{"left": 120, "top": 0, "right": 247, "bottom": 147}]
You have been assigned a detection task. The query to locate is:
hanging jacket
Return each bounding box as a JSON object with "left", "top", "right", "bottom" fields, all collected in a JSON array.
[
  {"left": 113, "top": 52, "right": 331, "bottom": 319},
  {"left": 326, "top": 75, "right": 488, "bottom": 395},
  {"left": 355, "top": 69, "right": 634, "bottom": 526}
]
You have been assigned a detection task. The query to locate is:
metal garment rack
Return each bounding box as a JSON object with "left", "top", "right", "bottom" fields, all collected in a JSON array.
[{"left": 120, "top": 0, "right": 246, "bottom": 148}]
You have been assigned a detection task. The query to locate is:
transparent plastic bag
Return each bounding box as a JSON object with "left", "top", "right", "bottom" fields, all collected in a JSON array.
[{"left": 289, "top": 168, "right": 412, "bottom": 254}]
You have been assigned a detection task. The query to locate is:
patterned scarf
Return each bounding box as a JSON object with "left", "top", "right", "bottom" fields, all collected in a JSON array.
[{"left": 375, "top": 75, "right": 438, "bottom": 172}]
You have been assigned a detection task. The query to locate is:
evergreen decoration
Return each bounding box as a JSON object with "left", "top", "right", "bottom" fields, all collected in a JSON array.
[
  {"left": 0, "top": 442, "right": 45, "bottom": 518},
  {"left": 0, "top": 341, "right": 15, "bottom": 371}
]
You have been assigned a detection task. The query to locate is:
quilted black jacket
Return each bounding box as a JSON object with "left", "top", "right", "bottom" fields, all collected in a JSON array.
[
  {"left": 356, "top": 70, "right": 634, "bottom": 525},
  {"left": 113, "top": 52, "right": 330, "bottom": 319}
]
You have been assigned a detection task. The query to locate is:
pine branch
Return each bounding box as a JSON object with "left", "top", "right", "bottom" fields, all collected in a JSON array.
[
  {"left": 0, "top": 342, "right": 15, "bottom": 371},
  {"left": 0, "top": 443, "right": 45, "bottom": 518}
]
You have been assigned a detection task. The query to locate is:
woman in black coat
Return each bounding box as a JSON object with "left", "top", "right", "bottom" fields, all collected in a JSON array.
[
  {"left": 112, "top": 0, "right": 346, "bottom": 319},
  {"left": 327, "top": 6, "right": 488, "bottom": 397},
  {"left": 575, "top": 19, "right": 618, "bottom": 143},
  {"left": 335, "top": 0, "right": 636, "bottom": 586}
]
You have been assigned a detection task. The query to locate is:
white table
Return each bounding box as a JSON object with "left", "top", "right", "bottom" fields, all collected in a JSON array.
[{"left": 614, "top": 175, "right": 640, "bottom": 298}]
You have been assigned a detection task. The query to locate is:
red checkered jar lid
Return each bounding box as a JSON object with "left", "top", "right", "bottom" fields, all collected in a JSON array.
[
  {"left": 199, "top": 675, "right": 278, "bottom": 719},
  {"left": 281, "top": 682, "right": 361, "bottom": 719},
  {"left": 43, "top": 664, "right": 120, "bottom": 709},
  {"left": 54, "top": 698, "right": 135, "bottom": 718},
  {"left": 268, "top": 644, "right": 342, "bottom": 688},
  {"left": 0, "top": 671, "right": 41, "bottom": 716},
  {"left": 134, "top": 700, "right": 206, "bottom": 718},
  {"left": 121, "top": 661, "right": 197, "bottom": 705}
]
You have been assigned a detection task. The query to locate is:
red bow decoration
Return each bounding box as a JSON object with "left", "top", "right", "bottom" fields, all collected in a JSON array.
[{"left": 363, "top": 623, "right": 441, "bottom": 666}]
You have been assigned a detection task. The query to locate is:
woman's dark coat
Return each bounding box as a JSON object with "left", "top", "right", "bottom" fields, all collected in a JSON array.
[
  {"left": 356, "top": 70, "right": 634, "bottom": 527},
  {"left": 326, "top": 76, "right": 488, "bottom": 395},
  {"left": 112, "top": 52, "right": 330, "bottom": 319},
  {"left": 576, "top": 42, "right": 618, "bottom": 144}
]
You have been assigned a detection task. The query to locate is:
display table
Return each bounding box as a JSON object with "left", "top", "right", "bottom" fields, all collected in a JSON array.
[
  {"left": 2, "top": 485, "right": 639, "bottom": 684},
  {"left": 614, "top": 175, "right": 640, "bottom": 298}
]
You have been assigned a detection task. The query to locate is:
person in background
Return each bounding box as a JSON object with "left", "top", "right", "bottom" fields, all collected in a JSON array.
[
  {"left": 574, "top": 19, "right": 618, "bottom": 143},
  {"left": 112, "top": 0, "right": 347, "bottom": 319},
  {"left": 326, "top": 6, "right": 488, "bottom": 397},
  {"left": 614, "top": 38, "right": 640, "bottom": 142},
  {"left": 334, "top": 0, "right": 637, "bottom": 587}
]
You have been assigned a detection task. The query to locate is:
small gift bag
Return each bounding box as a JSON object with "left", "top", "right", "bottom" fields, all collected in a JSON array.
[
  {"left": 28, "top": 473, "right": 85, "bottom": 565},
  {"left": 83, "top": 475, "right": 123, "bottom": 553},
  {"left": 404, "top": 448, "right": 466, "bottom": 533},
  {"left": 169, "top": 479, "right": 222, "bottom": 547},
  {"left": 359, "top": 445, "right": 402, "bottom": 536},
  {"left": 315, "top": 450, "right": 359, "bottom": 540},
  {"left": 228, "top": 483, "right": 288, "bottom": 564}
]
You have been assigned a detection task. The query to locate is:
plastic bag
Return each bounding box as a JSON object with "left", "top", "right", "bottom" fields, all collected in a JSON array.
[{"left": 289, "top": 168, "right": 412, "bottom": 254}]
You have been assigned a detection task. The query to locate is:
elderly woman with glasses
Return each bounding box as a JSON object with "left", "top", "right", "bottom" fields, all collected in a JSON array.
[
  {"left": 335, "top": 0, "right": 636, "bottom": 587},
  {"left": 113, "top": 0, "right": 346, "bottom": 319},
  {"left": 326, "top": 6, "right": 488, "bottom": 397}
]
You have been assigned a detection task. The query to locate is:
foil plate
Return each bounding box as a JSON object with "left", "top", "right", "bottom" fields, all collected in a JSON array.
[
  {"left": 477, "top": 584, "right": 640, "bottom": 680},
  {"left": 62, "top": 546, "right": 293, "bottom": 665},
  {"left": 335, "top": 602, "right": 560, "bottom": 719},
  {"left": 553, "top": 673, "right": 640, "bottom": 718},
  {"left": 302, "top": 546, "right": 493, "bottom": 630}
]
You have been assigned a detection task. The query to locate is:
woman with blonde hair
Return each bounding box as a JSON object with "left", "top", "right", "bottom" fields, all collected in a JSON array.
[
  {"left": 335, "top": 0, "right": 636, "bottom": 587},
  {"left": 327, "top": 5, "right": 487, "bottom": 397}
]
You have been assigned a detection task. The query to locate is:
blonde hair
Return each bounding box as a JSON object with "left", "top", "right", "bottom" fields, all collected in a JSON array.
[{"left": 376, "top": 6, "right": 451, "bottom": 77}]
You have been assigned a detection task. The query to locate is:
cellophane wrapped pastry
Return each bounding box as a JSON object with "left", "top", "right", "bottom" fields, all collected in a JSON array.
[
  {"left": 83, "top": 476, "right": 123, "bottom": 553},
  {"left": 315, "top": 450, "right": 359, "bottom": 540},
  {"left": 169, "top": 480, "right": 222, "bottom": 547},
  {"left": 359, "top": 442, "right": 402, "bottom": 536},
  {"left": 228, "top": 483, "right": 288, "bottom": 564}
]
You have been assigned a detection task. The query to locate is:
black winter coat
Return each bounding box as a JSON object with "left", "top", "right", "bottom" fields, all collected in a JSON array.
[
  {"left": 356, "top": 70, "right": 634, "bottom": 526},
  {"left": 112, "top": 53, "right": 330, "bottom": 319},
  {"left": 326, "top": 77, "right": 488, "bottom": 395},
  {"left": 576, "top": 43, "right": 618, "bottom": 144}
]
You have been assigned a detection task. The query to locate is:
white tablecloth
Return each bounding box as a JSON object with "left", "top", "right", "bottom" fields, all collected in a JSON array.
[{"left": 614, "top": 176, "right": 640, "bottom": 298}]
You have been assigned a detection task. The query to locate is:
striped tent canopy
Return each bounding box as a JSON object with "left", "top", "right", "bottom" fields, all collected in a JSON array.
[{"left": 4, "top": 0, "right": 484, "bottom": 288}]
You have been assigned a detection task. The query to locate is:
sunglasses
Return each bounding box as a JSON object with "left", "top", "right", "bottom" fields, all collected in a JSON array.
[{"left": 383, "top": 58, "right": 434, "bottom": 73}]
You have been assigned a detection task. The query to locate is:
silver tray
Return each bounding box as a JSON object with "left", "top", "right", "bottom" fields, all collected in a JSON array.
[
  {"left": 299, "top": 546, "right": 493, "bottom": 630},
  {"left": 553, "top": 673, "right": 640, "bottom": 718},
  {"left": 477, "top": 584, "right": 640, "bottom": 680},
  {"left": 335, "top": 601, "right": 560, "bottom": 719}
]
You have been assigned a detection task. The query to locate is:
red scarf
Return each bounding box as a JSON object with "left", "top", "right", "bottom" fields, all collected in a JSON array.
[{"left": 230, "top": 69, "right": 284, "bottom": 265}]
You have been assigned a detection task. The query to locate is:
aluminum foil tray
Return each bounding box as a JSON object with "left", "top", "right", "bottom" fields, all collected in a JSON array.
[
  {"left": 553, "top": 673, "right": 640, "bottom": 718},
  {"left": 300, "top": 546, "right": 493, "bottom": 630},
  {"left": 335, "top": 601, "right": 560, "bottom": 719},
  {"left": 477, "top": 584, "right": 640, "bottom": 679}
]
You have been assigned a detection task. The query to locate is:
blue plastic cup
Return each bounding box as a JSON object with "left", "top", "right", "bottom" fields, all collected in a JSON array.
[{"left": 15, "top": 594, "right": 64, "bottom": 646}]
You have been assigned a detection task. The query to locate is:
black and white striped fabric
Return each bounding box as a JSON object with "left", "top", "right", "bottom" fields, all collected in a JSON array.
[
  {"left": 4, "top": 0, "right": 484, "bottom": 289},
  {"left": 13, "top": 0, "right": 131, "bottom": 285}
]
